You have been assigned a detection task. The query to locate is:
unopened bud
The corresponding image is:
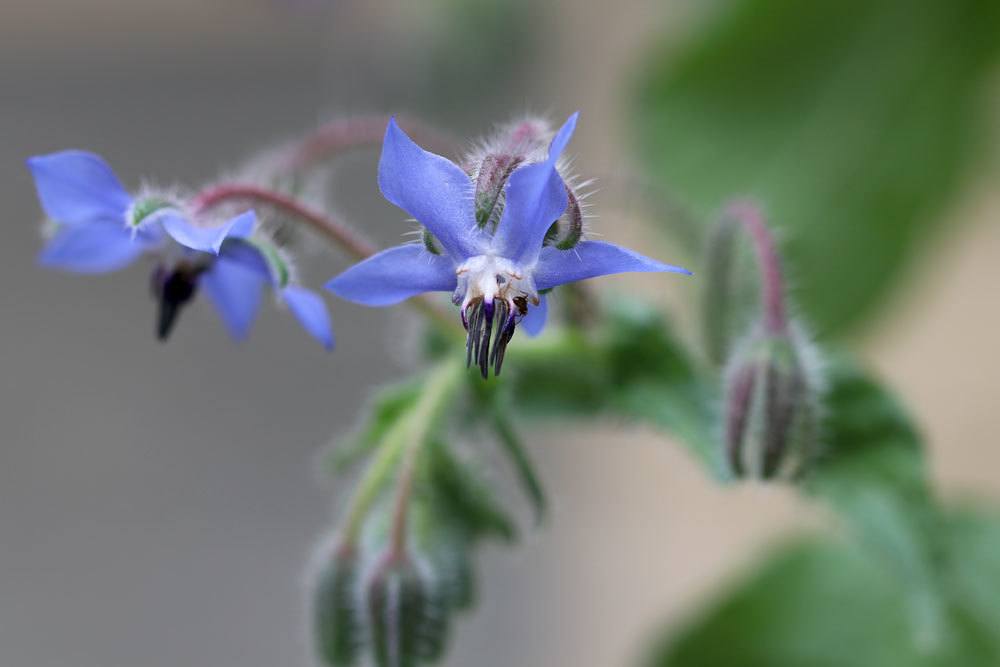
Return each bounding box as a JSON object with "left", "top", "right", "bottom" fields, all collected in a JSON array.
[
  {"left": 366, "top": 551, "right": 448, "bottom": 667},
  {"left": 312, "top": 542, "right": 364, "bottom": 666},
  {"left": 543, "top": 184, "right": 583, "bottom": 250},
  {"left": 474, "top": 154, "right": 523, "bottom": 231},
  {"left": 723, "top": 327, "right": 820, "bottom": 479}
]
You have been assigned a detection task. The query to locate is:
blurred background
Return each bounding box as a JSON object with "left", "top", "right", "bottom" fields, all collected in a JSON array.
[{"left": 1, "top": 1, "right": 998, "bottom": 666}]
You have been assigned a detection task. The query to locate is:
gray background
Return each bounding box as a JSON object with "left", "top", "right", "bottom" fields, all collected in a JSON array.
[{"left": 2, "top": 2, "right": 998, "bottom": 666}]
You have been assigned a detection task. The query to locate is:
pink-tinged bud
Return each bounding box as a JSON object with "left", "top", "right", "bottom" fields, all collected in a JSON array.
[
  {"left": 723, "top": 328, "right": 820, "bottom": 479},
  {"left": 365, "top": 550, "right": 448, "bottom": 666},
  {"left": 474, "top": 154, "right": 523, "bottom": 231},
  {"left": 543, "top": 184, "right": 583, "bottom": 250}
]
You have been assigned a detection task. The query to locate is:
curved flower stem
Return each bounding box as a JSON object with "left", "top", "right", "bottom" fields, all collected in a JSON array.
[
  {"left": 191, "top": 183, "right": 375, "bottom": 260},
  {"left": 338, "top": 358, "right": 464, "bottom": 550},
  {"left": 190, "top": 183, "right": 457, "bottom": 332},
  {"left": 275, "top": 115, "right": 459, "bottom": 174},
  {"left": 725, "top": 201, "right": 788, "bottom": 336}
]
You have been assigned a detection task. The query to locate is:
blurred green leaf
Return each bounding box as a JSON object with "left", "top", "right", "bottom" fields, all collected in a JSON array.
[
  {"left": 423, "top": 439, "right": 518, "bottom": 543},
  {"left": 651, "top": 539, "right": 922, "bottom": 667},
  {"left": 492, "top": 409, "right": 547, "bottom": 525},
  {"left": 329, "top": 380, "right": 423, "bottom": 473},
  {"left": 506, "top": 301, "right": 719, "bottom": 469},
  {"left": 805, "top": 357, "right": 947, "bottom": 644},
  {"left": 650, "top": 510, "right": 1000, "bottom": 667},
  {"left": 634, "top": 0, "right": 1000, "bottom": 335}
]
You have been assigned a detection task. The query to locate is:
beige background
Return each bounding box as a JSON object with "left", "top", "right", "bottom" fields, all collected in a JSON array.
[{"left": 0, "top": 2, "right": 996, "bottom": 666}]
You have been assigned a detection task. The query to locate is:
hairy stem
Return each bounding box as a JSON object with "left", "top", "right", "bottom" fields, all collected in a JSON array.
[
  {"left": 339, "top": 358, "right": 464, "bottom": 548},
  {"left": 191, "top": 183, "right": 375, "bottom": 261},
  {"left": 277, "top": 115, "right": 458, "bottom": 173},
  {"left": 726, "top": 201, "right": 788, "bottom": 336},
  {"left": 190, "top": 184, "right": 456, "bottom": 332}
]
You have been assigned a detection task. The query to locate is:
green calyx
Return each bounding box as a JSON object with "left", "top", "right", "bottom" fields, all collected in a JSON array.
[
  {"left": 129, "top": 197, "right": 174, "bottom": 227},
  {"left": 542, "top": 186, "right": 583, "bottom": 250},
  {"left": 246, "top": 238, "right": 290, "bottom": 287},
  {"left": 422, "top": 228, "right": 443, "bottom": 256}
]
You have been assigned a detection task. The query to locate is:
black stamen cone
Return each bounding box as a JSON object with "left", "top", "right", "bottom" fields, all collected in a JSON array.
[
  {"left": 154, "top": 267, "right": 200, "bottom": 340},
  {"left": 464, "top": 298, "right": 518, "bottom": 379},
  {"left": 477, "top": 300, "right": 495, "bottom": 378}
]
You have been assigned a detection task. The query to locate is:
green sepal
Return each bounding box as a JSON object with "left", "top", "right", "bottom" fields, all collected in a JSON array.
[
  {"left": 128, "top": 197, "right": 174, "bottom": 227},
  {"left": 245, "top": 238, "right": 290, "bottom": 288}
]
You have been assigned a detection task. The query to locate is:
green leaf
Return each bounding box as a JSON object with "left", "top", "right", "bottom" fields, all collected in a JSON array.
[
  {"left": 491, "top": 409, "right": 547, "bottom": 525},
  {"left": 505, "top": 301, "right": 719, "bottom": 468},
  {"left": 634, "top": 0, "right": 1000, "bottom": 335},
  {"left": 650, "top": 511, "right": 1000, "bottom": 667},
  {"left": 424, "top": 439, "right": 517, "bottom": 543},
  {"left": 805, "top": 357, "right": 947, "bottom": 647},
  {"left": 808, "top": 356, "right": 926, "bottom": 497},
  {"left": 328, "top": 380, "right": 423, "bottom": 473},
  {"left": 650, "top": 539, "right": 923, "bottom": 667}
]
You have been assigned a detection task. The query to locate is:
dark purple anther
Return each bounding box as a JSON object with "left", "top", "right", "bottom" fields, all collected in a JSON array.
[{"left": 152, "top": 263, "right": 203, "bottom": 341}]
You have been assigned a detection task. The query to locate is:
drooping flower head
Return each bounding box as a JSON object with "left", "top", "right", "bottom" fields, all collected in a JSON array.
[
  {"left": 27, "top": 151, "right": 333, "bottom": 348},
  {"left": 327, "top": 113, "right": 690, "bottom": 377}
]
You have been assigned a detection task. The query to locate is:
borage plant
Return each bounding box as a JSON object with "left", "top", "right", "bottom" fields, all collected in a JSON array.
[{"left": 25, "top": 110, "right": 970, "bottom": 667}]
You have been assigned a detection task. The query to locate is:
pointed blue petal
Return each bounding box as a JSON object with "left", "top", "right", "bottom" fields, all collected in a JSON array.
[
  {"left": 199, "top": 256, "right": 267, "bottom": 340},
  {"left": 160, "top": 210, "right": 256, "bottom": 254},
  {"left": 378, "top": 118, "right": 484, "bottom": 260},
  {"left": 521, "top": 293, "right": 548, "bottom": 337},
  {"left": 218, "top": 239, "right": 273, "bottom": 282},
  {"left": 326, "top": 244, "right": 457, "bottom": 307},
  {"left": 38, "top": 221, "right": 145, "bottom": 273},
  {"left": 282, "top": 286, "right": 334, "bottom": 350},
  {"left": 492, "top": 113, "right": 578, "bottom": 265},
  {"left": 533, "top": 240, "right": 691, "bottom": 291},
  {"left": 27, "top": 151, "right": 132, "bottom": 225},
  {"left": 225, "top": 210, "right": 257, "bottom": 239}
]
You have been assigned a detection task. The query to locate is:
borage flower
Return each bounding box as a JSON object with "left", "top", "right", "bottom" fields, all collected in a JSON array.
[
  {"left": 27, "top": 151, "right": 332, "bottom": 348},
  {"left": 327, "top": 113, "right": 690, "bottom": 377}
]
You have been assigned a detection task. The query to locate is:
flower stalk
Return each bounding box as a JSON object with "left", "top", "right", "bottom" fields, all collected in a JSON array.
[
  {"left": 190, "top": 183, "right": 457, "bottom": 333},
  {"left": 725, "top": 201, "right": 788, "bottom": 336},
  {"left": 277, "top": 115, "right": 457, "bottom": 174},
  {"left": 337, "top": 357, "right": 464, "bottom": 550}
]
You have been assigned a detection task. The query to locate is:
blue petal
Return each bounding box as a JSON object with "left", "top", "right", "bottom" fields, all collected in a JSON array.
[
  {"left": 38, "top": 221, "right": 146, "bottom": 273},
  {"left": 218, "top": 239, "right": 273, "bottom": 281},
  {"left": 378, "top": 118, "right": 484, "bottom": 260},
  {"left": 27, "top": 151, "right": 132, "bottom": 225},
  {"left": 282, "top": 285, "right": 334, "bottom": 350},
  {"left": 160, "top": 210, "right": 256, "bottom": 254},
  {"left": 533, "top": 240, "right": 691, "bottom": 291},
  {"left": 199, "top": 256, "right": 267, "bottom": 340},
  {"left": 492, "top": 113, "right": 578, "bottom": 265},
  {"left": 326, "top": 244, "right": 457, "bottom": 307},
  {"left": 225, "top": 210, "right": 257, "bottom": 239},
  {"left": 521, "top": 293, "right": 548, "bottom": 337}
]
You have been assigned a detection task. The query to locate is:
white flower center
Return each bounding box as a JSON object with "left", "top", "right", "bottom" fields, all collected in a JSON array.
[{"left": 453, "top": 254, "right": 538, "bottom": 311}]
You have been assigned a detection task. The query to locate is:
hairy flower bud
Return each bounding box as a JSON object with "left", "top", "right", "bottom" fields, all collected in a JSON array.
[
  {"left": 312, "top": 543, "right": 364, "bottom": 666},
  {"left": 365, "top": 551, "right": 448, "bottom": 667},
  {"left": 723, "top": 327, "right": 820, "bottom": 479}
]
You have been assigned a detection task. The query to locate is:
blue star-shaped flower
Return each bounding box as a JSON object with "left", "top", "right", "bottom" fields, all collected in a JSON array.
[
  {"left": 326, "top": 113, "right": 690, "bottom": 376},
  {"left": 27, "top": 151, "right": 333, "bottom": 348}
]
